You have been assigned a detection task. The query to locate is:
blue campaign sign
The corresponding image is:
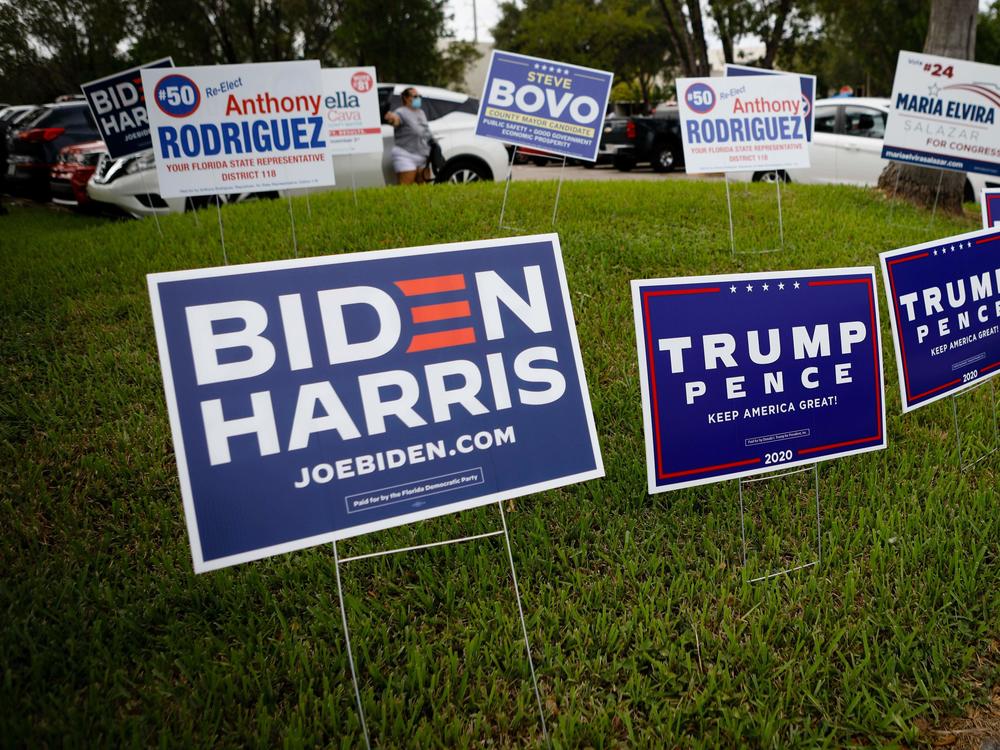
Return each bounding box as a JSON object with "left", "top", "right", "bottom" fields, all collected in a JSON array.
[
  {"left": 81, "top": 58, "right": 173, "bottom": 159},
  {"left": 879, "top": 227, "right": 1000, "bottom": 412},
  {"left": 475, "top": 50, "right": 613, "bottom": 161},
  {"left": 983, "top": 188, "right": 1000, "bottom": 228},
  {"left": 148, "top": 234, "right": 603, "bottom": 572},
  {"left": 724, "top": 64, "right": 816, "bottom": 141},
  {"left": 632, "top": 269, "right": 886, "bottom": 493}
]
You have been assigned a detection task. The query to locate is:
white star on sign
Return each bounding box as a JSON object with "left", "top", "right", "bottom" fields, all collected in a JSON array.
[
  {"left": 778, "top": 282, "right": 785, "bottom": 290},
  {"left": 793, "top": 281, "right": 801, "bottom": 289},
  {"left": 730, "top": 285, "right": 737, "bottom": 293},
  {"left": 928, "top": 83, "right": 941, "bottom": 97},
  {"left": 762, "top": 283, "right": 770, "bottom": 291},
  {"left": 746, "top": 284, "right": 753, "bottom": 292},
  {"left": 933, "top": 249, "right": 938, "bottom": 255}
]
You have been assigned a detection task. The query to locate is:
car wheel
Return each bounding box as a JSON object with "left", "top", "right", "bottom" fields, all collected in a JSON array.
[
  {"left": 964, "top": 179, "right": 975, "bottom": 203},
  {"left": 438, "top": 159, "right": 492, "bottom": 184},
  {"left": 581, "top": 160, "right": 596, "bottom": 169},
  {"left": 650, "top": 145, "right": 677, "bottom": 173},
  {"left": 753, "top": 170, "right": 789, "bottom": 183},
  {"left": 613, "top": 154, "right": 635, "bottom": 172}
]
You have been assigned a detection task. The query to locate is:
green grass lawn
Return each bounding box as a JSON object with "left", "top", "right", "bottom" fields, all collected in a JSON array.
[{"left": 2, "top": 180, "right": 998, "bottom": 748}]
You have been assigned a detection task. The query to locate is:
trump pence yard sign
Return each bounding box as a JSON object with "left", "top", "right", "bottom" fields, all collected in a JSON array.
[
  {"left": 141, "top": 60, "right": 335, "bottom": 198},
  {"left": 880, "top": 226, "right": 1000, "bottom": 412},
  {"left": 475, "top": 50, "right": 613, "bottom": 162},
  {"left": 633, "top": 268, "right": 886, "bottom": 493},
  {"left": 148, "top": 234, "right": 604, "bottom": 572},
  {"left": 676, "top": 74, "right": 810, "bottom": 174}
]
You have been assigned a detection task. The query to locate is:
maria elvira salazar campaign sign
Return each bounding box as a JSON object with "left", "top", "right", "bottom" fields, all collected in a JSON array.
[
  {"left": 677, "top": 74, "right": 810, "bottom": 174},
  {"left": 632, "top": 268, "right": 886, "bottom": 493},
  {"left": 882, "top": 51, "right": 1000, "bottom": 176},
  {"left": 148, "top": 234, "right": 603, "bottom": 572},
  {"left": 880, "top": 226, "right": 1000, "bottom": 413},
  {"left": 141, "top": 60, "right": 335, "bottom": 198},
  {"left": 475, "top": 50, "right": 613, "bottom": 161}
]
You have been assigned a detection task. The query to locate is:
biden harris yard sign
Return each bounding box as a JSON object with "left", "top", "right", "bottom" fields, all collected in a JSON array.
[
  {"left": 141, "top": 60, "right": 335, "bottom": 199},
  {"left": 677, "top": 74, "right": 810, "bottom": 174},
  {"left": 632, "top": 268, "right": 886, "bottom": 493},
  {"left": 882, "top": 51, "right": 1000, "bottom": 176},
  {"left": 475, "top": 50, "right": 613, "bottom": 162},
  {"left": 148, "top": 234, "right": 603, "bottom": 572},
  {"left": 81, "top": 57, "right": 173, "bottom": 159},
  {"left": 724, "top": 64, "right": 816, "bottom": 142},
  {"left": 879, "top": 227, "right": 1000, "bottom": 413}
]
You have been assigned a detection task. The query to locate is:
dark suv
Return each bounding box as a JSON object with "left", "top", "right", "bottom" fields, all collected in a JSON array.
[{"left": 6, "top": 102, "right": 99, "bottom": 200}]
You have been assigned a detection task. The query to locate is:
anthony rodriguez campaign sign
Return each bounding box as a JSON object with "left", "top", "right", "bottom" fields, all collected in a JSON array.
[
  {"left": 81, "top": 57, "right": 173, "bottom": 159},
  {"left": 141, "top": 60, "right": 335, "bottom": 199},
  {"left": 724, "top": 64, "right": 816, "bottom": 141},
  {"left": 676, "top": 75, "right": 810, "bottom": 174},
  {"left": 880, "top": 227, "right": 1000, "bottom": 412},
  {"left": 475, "top": 50, "right": 613, "bottom": 162},
  {"left": 632, "top": 268, "right": 886, "bottom": 493},
  {"left": 322, "top": 67, "right": 382, "bottom": 155},
  {"left": 983, "top": 188, "right": 1000, "bottom": 228},
  {"left": 882, "top": 51, "right": 1000, "bottom": 177},
  {"left": 148, "top": 234, "right": 603, "bottom": 572}
]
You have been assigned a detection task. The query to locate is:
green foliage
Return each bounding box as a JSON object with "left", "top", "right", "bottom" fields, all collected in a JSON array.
[
  {"left": 978, "top": 1, "right": 1000, "bottom": 65},
  {"left": 493, "top": 0, "right": 671, "bottom": 104},
  {"left": 0, "top": 0, "right": 477, "bottom": 103},
  {"left": 1, "top": 181, "right": 998, "bottom": 747}
]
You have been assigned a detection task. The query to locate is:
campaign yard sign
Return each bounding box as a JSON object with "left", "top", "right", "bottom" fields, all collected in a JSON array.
[
  {"left": 983, "top": 188, "right": 1000, "bottom": 228},
  {"left": 676, "top": 75, "right": 810, "bottom": 174},
  {"left": 724, "top": 64, "right": 816, "bottom": 142},
  {"left": 148, "top": 234, "right": 604, "bottom": 572},
  {"left": 475, "top": 50, "right": 613, "bottom": 162},
  {"left": 879, "top": 227, "right": 1000, "bottom": 412},
  {"left": 882, "top": 51, "right": 1000, "bottom": 177},
  {"left": 322, "top": 67, "right": 383, "bottom": 155},
  {"left": 141, "top": 60, "right": 335, "bottom": 199},
  {"left": 632, "top": 268, "right": 886, "bottom": 493},
  {"left": 81, "top": 57, "right": 173, "bottom": 159}
]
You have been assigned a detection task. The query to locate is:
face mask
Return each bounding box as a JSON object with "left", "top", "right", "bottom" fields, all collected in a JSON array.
[{"left": 410, "top": 97, "right": 422, "bottom": 109}]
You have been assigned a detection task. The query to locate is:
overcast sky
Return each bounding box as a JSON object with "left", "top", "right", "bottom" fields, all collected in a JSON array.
[{"left": 447, "top": 0, "right": 503, "bottom": 42}]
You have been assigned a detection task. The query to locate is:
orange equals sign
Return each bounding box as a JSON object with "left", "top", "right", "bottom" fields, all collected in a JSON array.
[{"left": 394, "top": 273, "right": 477, "bottom": 352}]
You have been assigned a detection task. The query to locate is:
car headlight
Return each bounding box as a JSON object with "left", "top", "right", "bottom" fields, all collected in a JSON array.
[{"left": 124, "top": 151, "right": 156, "bottom": 174}]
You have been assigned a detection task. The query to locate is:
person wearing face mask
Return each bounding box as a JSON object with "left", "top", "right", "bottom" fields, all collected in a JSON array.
[{"left": 385, "top": 87, "right": 433, "bottom": 185}]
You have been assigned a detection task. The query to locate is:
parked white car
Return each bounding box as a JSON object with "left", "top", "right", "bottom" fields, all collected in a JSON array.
[
  {"left": 87, "top": 83, "right": 510, "bottom": 218},
  {"left": 729, "top": 97, "right": 998, "bottom": 202}
]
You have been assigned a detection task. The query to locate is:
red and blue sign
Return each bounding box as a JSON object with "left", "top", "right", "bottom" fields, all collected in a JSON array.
[
  {"left": 148, "top": 234, "right": 603, "bottom": 572},
  {"left": 880, "top": 227, "right": 1000, "bottom": 412},
  {"left": 632, "top": 269, "right": 886, "bottom": 493},
  {"left": 982, "top": 188, "right": 1000, "bottom": 229},
  {"left": 724, "top": 64, "right": 816, "bottom": 141},
  {"left": 475, "top": 50, "right": 613, "bottom": 162},
  {"left": 80, "top": 57, "right": 173, "bottom": 159}
]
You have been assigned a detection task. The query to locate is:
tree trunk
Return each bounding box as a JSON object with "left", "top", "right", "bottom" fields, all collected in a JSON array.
[{"left": 877, "top": 0, "right": 978, "bottom": 214}]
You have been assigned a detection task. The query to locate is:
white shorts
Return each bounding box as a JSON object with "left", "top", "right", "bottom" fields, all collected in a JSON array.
[{"left": 392, "top": 145, "right": 427, "bottom": 173}]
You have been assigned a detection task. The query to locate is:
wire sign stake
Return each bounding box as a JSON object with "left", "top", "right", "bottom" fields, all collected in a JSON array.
[
  {"left": 951, "top": 377, "right": 1000, "bottom": 471},
  {"left": 332, "top": 502, "right": 550, "bottom": 748},
  {"left": 737, "top": 464, "right": 822, "bottom": 583},
  {"left": 725, "top": 172, "right": 786, "bottom": 257}
]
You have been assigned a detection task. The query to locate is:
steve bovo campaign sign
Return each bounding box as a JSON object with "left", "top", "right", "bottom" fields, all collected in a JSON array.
[
  {"left": 880, "top": 227, "right": 1000, "bottom": 412},
  {"left": 149, "top": 235, "right": 603, "bottom": 571},
  {"left": 633, "top": 269, "right": 886, "bottom": 493}
]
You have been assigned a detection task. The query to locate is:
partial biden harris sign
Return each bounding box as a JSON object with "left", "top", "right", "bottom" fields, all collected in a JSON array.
[
  {"left": 148, "top": 234, "right": 603, "bottom": 572},
  {"left": 81, "top": 58, "right": 173, "bottom": 159},
  {"left": 141, "top": 60, "right": 335, "bottom": 198},
  {"left": 633, "top": 269, "right": 886, "bottom": 493},
  {"left": 880, "top": 227, "right": 1000, "bottom": 412},
  {"left": 476, "top": 50, "right": 613, "bottom": 161},
  {"left": 677, "top": 74, "right": 810, "bottom": 174}
]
